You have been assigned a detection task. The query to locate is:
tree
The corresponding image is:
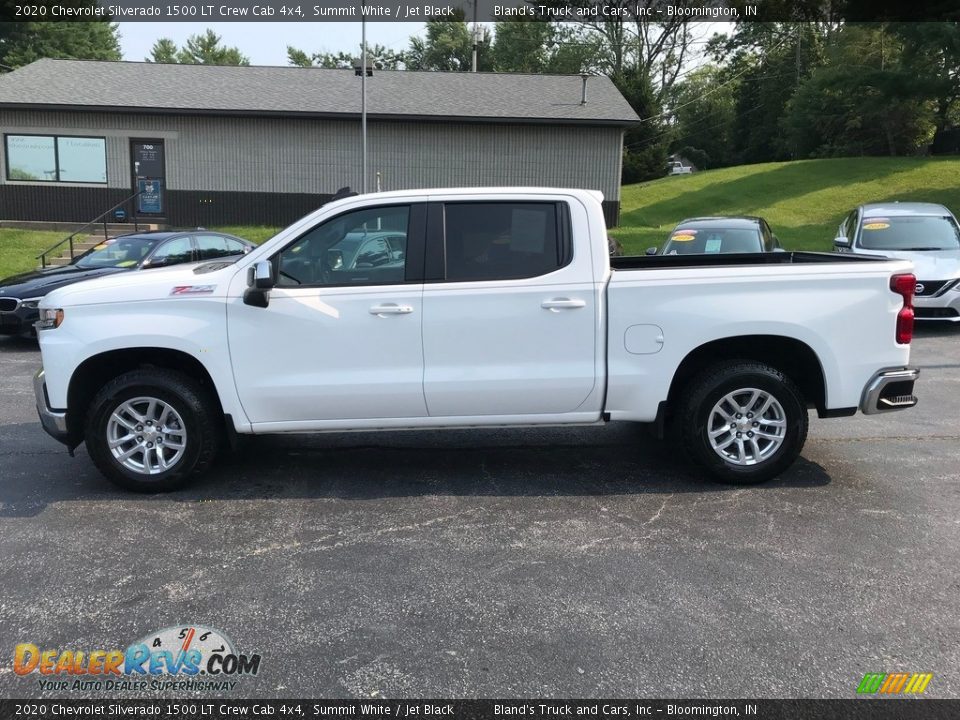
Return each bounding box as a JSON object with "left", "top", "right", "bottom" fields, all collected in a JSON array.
[
  {"left": 785, "top": 24, "right": 934, "bottom": 157},
  {"left": 892, "top": 22, "right": 960, "bottom": 140},
  {"left": 490, "top": 19, "right": 553, "bottom": 73},
  {"left": 405, "top": 14, "right": 492, "bottom": 72},
  {"left": 146, "top": 29, "right": 249, "bottom": 66},
  {"left": 147, "top": 38, "right": 178, "bottom": 64},
  {"left": 489, "top": 18, "right": 600, "bottom": 74},
  {"left": 709, "top": 22, "right": 826, "bottom": 164},
  {"left": 535, "top": 6, "right": 696, "bottom": 183},
  {"left": 0, "top": 20, "right": 121, "bottom": 68},
  {"left": 551, "top": 5, "right": 694, "bottom": 103},
  {"left": 667, "top": 65, "right": 737, "bottom": 169},
  {"left": 618, "top": 71, "right": 669, "bottom": 183},
  {"left": 287, "top": 43, "right": 405, "bottom": 70}
]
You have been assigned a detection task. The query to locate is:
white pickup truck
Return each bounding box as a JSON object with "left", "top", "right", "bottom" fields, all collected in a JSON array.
[{"left": 34, "top": 188, "right": 920, "bottom": 492}]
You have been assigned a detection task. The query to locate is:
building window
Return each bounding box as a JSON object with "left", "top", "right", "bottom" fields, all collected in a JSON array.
[{"left": 5, "top": 134, "right": 107, "bottom": 183}]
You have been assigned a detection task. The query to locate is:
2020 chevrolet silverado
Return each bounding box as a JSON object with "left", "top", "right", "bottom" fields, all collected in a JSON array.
[{"left": 34, "top": 188, "right": 920, "bottom": 492}]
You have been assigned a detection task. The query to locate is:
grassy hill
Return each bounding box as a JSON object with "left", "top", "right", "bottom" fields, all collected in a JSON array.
[{"left": 610, "top": 157, "right": 960, "bottom": 255}]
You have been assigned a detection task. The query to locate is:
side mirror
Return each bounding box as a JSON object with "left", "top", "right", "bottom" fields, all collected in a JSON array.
[
  {"left": 252, "top": 260, "right": 275, "bottom": 289},
  {"left": 243, "top": 260, "right": 274, "bottom": 308},
  {"left": 325, "top": 249, "right": 344, "bottom": 271},
  {"left": 645, "top": 247, "right": 658, "bottom": 256},
  {"left": 834, "top": 236, "right": 851, "bottom": 249}
]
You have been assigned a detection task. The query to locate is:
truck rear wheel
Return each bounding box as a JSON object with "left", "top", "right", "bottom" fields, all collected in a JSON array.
[
  {"left": 678, "top": 361, "right": 808, "bottom": 484},
  {"left": 85, "top": 368, "right": 221, "bottom": 492}
]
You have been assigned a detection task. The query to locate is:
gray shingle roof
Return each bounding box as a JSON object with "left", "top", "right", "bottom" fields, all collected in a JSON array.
[{"left": 0, "top": 59, "right": 639, "bottom": 125}]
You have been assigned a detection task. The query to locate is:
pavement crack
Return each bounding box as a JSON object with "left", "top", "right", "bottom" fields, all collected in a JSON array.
[
  {"left": 232, "top": 507, "right": 487, "bottom": 565},
  {"left": 640, "top": 494, "right": 674, "bottom": 528}
]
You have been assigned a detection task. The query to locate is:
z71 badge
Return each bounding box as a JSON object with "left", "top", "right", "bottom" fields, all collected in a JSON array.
[{"left": 170, "top": 285, "right": 216, "bottom": 296}]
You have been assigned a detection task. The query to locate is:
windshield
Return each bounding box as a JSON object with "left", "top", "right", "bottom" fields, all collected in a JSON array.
[
  {"left": 662, "top": 228, "right": 762, "bottom": 255},
  {"left": 74, "top": 236, "right": 162, "bottom": 269},
  {"left": 858, "top": 216, "right": 960, "bottom": 251}
]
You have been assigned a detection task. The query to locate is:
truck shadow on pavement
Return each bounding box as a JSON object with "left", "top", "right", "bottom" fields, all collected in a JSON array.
[{"left": 0, "top": 421, "right": 831, "bottom": 517}]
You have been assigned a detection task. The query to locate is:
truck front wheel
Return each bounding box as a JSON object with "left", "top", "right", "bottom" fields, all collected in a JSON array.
[
  {"left": 85, "top": 368, "right": 221, "bottom": 492},
  {"left": 678, "top": 361, "right": 808, "bottom": 484}
]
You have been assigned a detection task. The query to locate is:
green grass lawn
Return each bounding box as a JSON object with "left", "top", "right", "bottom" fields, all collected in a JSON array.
[
  {"left": 0, "top": 229, "right": 87, "bottom": 279},
  {"left": 0, "top": 225, "right": 279, "bottom": 280},
  {"left": 611, "top": 157, "right": 960, "bottom": 255},
  {"left": 213, "top": 225, "right": 280, "bottom": 245}
]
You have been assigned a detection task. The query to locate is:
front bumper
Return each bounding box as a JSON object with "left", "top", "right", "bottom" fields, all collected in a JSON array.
[
  {"left": 0, "top": 308, "right": 37, "bottom": 335},
  {"left": 914, "top": 280, "right": 960, "bottom": 321},
  {"left": 33, "top": 368, "right": 70, "bottom": 445},
  {"left": 860, "top": 367, "right": 920, "bottom": 415}
]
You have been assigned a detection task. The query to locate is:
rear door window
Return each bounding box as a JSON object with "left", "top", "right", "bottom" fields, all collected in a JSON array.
[
  {"left": 195, "top": 234, "right": 249, "bottom": 261},
  {"left": 442, "top": 202, "right": 566, "bottom": 282},
  {"left": 146, "top": 236, "right": 194, "bottom": 268}
]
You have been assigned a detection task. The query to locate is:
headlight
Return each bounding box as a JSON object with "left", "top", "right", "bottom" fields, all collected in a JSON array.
[
  {"left": 36, "top": 308, "right": 64, "bottom": 330},
  {"left": 20, "top": 297, "right": 43, "bottom": 310}
]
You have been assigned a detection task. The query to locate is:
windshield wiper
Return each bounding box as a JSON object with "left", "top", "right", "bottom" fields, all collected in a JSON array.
[{"left": 894, "top": 247, "right": 949, "bottom": 251}]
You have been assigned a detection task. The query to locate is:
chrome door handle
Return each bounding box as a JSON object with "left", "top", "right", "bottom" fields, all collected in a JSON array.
[
  {"left": 541, "top": 298, "right": 586, "bottom": 311},
  {"left": 369, "top": 304, "right": 413, "bottom": 315}
]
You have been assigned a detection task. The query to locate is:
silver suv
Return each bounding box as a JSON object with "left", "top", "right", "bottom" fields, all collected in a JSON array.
[{"left": 835, "top": 202, "right": 960, "bottom": 322}]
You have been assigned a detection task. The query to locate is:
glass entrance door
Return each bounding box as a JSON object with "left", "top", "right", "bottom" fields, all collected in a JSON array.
[{"left": 131, "top": 140, "right": 165, "bottom": 215}]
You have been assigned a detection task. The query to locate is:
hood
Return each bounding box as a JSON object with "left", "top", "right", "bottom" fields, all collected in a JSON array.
[
  {"left": 41, "top": 261, "right": 242, "bottom": 308},
  {"left": 0, "top": 264, "right": 126, "bottom": 299},
  {"left": 864, "top": 249, "right": 960, "bottom": 280}
]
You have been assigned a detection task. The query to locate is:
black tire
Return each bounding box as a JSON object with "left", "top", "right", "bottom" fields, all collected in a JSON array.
[
  {"left": 678, "top": 360, "right": 808, "bottom": 485},
  {"left": 85, "top": 368, "right": 221, "bottom": 492}
]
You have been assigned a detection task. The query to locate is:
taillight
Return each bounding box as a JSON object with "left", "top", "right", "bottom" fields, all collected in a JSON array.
[{"left": 890, "top": 273, "right": 915, "bottom": 344}]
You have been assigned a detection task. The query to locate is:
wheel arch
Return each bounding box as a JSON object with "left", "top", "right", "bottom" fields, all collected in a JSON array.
[
  {"left": 66, "top": 347, "right": 225, "bottom": 446},
  {"left": 663, "top": 335, "right": 828, "bottom": 423}
]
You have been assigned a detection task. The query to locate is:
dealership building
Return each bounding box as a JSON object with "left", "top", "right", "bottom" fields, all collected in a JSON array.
[{"left": 0, "top": 59, "right": 638, "bottom": 229}]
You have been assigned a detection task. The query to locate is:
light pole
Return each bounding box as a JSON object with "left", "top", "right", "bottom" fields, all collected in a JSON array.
[{"left": 361, "top": 17, "right": 368, "bottom": 194}]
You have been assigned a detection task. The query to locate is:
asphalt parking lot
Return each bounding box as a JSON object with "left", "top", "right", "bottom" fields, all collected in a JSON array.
[{"left": 0, "top": 327, "right": 958, "bottom": 699}]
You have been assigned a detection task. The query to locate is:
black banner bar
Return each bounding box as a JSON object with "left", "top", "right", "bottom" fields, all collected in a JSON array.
[
  {"left": 0, "top": 700, "right": 958, "bottom": 720},
  {"left": 1, "top": 0, "right": 959, "bottom": 23}
]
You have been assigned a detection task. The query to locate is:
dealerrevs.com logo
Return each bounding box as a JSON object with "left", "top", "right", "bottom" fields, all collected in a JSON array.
[{"left": 14, "top": 625, "right": 262, "bottom": 693}]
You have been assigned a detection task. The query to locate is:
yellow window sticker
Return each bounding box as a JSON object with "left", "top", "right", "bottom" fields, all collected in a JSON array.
[
  {"left": 862, "top": 220, "right": 890, "bottom": 230},
  {"left": 115, "top": 260, "right": 137, "bottom": 267},
  {"left": 671, "top": 234, "right": 696, "bottom": 242}
]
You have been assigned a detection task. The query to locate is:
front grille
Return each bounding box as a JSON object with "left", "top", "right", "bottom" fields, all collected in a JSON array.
[
  {"left": 915, "top": 279, "right": 956, "bottom": 297},
  {"left": 0, "top": 298, "right": 19, "bottom": 313},
  {"left": 915, "top": 307, "right": 959, "bottom": 318}
]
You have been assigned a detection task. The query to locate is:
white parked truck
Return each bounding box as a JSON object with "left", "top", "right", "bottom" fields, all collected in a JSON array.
[{"left": 34, "top": 188, "right": 920, "bottom": 491}]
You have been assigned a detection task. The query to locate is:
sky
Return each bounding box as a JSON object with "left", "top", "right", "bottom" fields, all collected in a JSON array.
[
  {"left": 116, "top": 22, "right": 428, "bottom": 65},
  {"left": 116, "top": 21, "right": 726, "bottom": 69}
]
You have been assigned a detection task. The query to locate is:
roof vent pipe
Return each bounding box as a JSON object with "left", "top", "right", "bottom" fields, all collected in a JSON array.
[{"left": 580, "top": 74, "right": 589, "bottom": 105}]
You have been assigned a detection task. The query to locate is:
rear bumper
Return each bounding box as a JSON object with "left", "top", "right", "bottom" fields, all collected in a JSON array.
[
  {"left": 33, "top": 368, "right": 70, "bottom": 445},
  {"left": 860, "top": 367, "right": 920, "bottom": 415}
]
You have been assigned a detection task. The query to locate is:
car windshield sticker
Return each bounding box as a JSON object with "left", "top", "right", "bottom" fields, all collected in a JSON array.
[
  {"left": 116, "top": 260, "right": 137, "bottom": 268},
  {"left": 170, "top": 285, "right": 216, "bottom": 296},
  {"left": 704, "top": 237, "right": 723, "bottom": 253},
  {"left": 671, "top": 233, "right": 696, "bottom": 242},
  {"left": 863, "top": 219, "right": 890, "bottom": 230}
]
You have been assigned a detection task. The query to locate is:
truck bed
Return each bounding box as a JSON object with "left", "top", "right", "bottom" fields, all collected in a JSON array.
[{"left": 611, "top": 251, "right": 889, "bottom": 270}]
